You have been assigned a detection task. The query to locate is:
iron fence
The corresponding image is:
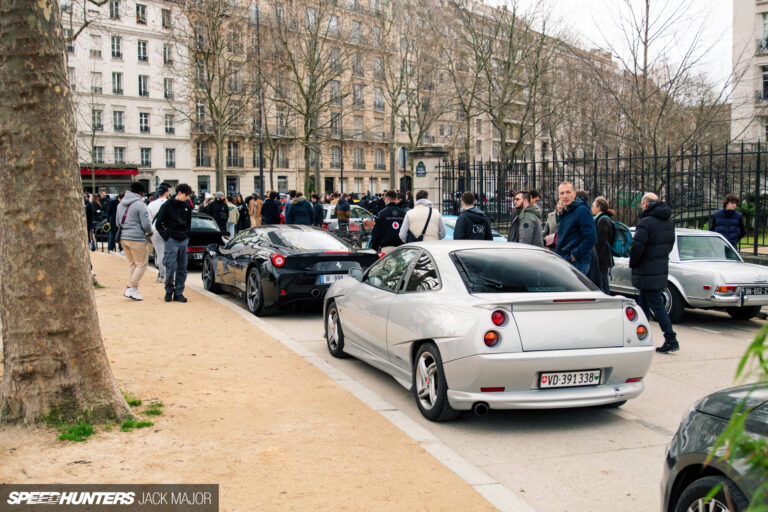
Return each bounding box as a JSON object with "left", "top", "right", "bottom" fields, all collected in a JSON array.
[{"left": 437, "top": 143, "right": 768, "bottom": 254}]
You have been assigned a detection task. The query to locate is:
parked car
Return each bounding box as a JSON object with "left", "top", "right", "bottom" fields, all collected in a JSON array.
[
  {"left": 662, "top": 383, "right": 768, "bottom": 512},
  {"left": 321, "top": 203, "right": 374, "bottom": 248},
  {"left": 323, "top": 241, "right": 654, "bottom": 421},
  {"left": 441, "top": 215, "right": 507, "bottom": 242},
  {"left": 150, "top": 211, "right": 226, "bottom": 268},
  {"left": 202, "top": 225, "right": 380, "bottom": 316},
  {"left": 610, "top": 228, "right": 768, "bottom": 322}
]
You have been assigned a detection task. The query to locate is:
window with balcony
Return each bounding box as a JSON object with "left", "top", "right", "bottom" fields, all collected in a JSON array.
[
  {"left": 113, "top": 110, "right": 124, "bottom": 132},
  {"left": 252, "top": 146, "right": 262, "bottom": 168},
  {"left": 373, "top": 117, "right": 383, "bottom": 139},
  {"left": 109, "top": 0, "right": 120, "bottom": 19},
  {"left": 139, "top": 112, "right": 150, "bottom": 133},
  {"left": 92, "top": 109, "right": 103, "bottom": 131},
  {"left": 277, "top": 145, "right": 288, "bottom": 168},
  {"left": 164, "top": 78, "right": 173, "bottom": 99},
  {"left": 330, "top": 112, "right": 341, "bottom": 137},
  {"left": 136, "top": 3, "right": 146, "bottom": 24},
  {"left": 93, "top": 146, "right": 104, "bottom": 164},
  {"left": 90, "top": 35, "right": 102, "bottom": 58},
  {"left": 228, "top": 29, "right": 243, "bottom": 53},
  {"left": 137, "top": 40, "right": 148, "bottom": 62},
  {"left": 91, "top": 72, "right": 102, "bottom": 94},
  {"left": 162, "top": 8, "right": 171, "bottom": 28},
  {"left": 165, "top": 114, "right": 175, "bottom": 134},
  {"left": 353, "top": 83, "right": 365, "bottom": 107},
  {"left": 330, "top": 47, "right": 341, "bottom": 73},
  {"left": 227, "top": 141, "right": 242, "bottom": 167},
  {"left": 111, "top": 35, "right": 122, "bottom": 58},
  {"left": 163, "top": 44, "right": 173, "bottom": 65},
  {"left": 276, "top": 111, "right": 287, "bottom": 136},
  {"left": 114, "top": 146, "right": 125, "bottom": 164},
  {"left": 112, "top": 72, "right": 123, "bottom": 94},
  {"left": 165, "top": 148, "right": 175, "bottom": 168},
  {"left": 330, "top": 146, "right": 341, "bottom": 168},
  {"left": 138, "top": 75, "right": 149, "bottom": 97},
  {"left": 353, "top": 147, "right": 365, "bottom": 169},
  {"left": 196, "top": 102, "right": 206, "bottom": 124},
  {"left": 140, "top": 147, "right": 151, "bottom": 167},
  {"left": 196, "top": 140, "right": 210, "bottom": 167},
  {"left": 64, "top": 28, "right": 74, "bottom": 53},
  {"left": 375, "top": 148, "right": 385, "bottom": 170},
  {"left": 400, "top": 119, "right": 406, "bottom": 133}
]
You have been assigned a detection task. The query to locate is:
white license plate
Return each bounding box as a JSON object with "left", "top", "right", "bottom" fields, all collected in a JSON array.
[
  {"left": 192, "top": 253, "right": 203, "bottom": 260},
  {"left": 539, "top": 369, "right": 601, "bottom": 389},
  {"left": 319, "top": 274, "right": 346, "bottom": 284},
  {"left": 745, "top": 287, "right": 768, "bottom": 295}
]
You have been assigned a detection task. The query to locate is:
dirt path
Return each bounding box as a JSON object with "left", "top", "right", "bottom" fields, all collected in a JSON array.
[{"left": 0, "top": 252, "right": 494, "bottom": 511}]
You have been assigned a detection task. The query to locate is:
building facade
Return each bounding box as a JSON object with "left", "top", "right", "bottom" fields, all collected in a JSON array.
[{"left": 732, "top": 0, "right": 768, "bottom": 142}]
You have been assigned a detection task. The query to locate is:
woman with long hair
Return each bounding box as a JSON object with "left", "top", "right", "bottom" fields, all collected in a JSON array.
[{"left": 591, "top": 196, "right": 616, "bottom": 294}]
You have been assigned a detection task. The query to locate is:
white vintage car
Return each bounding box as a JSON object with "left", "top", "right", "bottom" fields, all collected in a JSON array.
[{"left": 610, "top": 229, "right": 768, "bottom": 321}]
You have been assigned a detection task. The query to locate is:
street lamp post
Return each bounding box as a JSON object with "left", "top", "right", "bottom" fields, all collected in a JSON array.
[
  {"left": 255, "top": 3, "right": 264, "bottom": 195},
  {"left": 339, "top": 100, "right": 343, "bottom": 194}
]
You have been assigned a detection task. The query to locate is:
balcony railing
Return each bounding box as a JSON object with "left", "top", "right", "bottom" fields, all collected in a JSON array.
[
  {"left": 165, "top": 126, "right": 175, "bottom": 134},
  {"left": 113, "top": 88, "right": 123, "bottom": 95},
  {"left": 374, "top": 163, "right": 386, "bottom": 170},
  {"left": 758, "top": 38, "right": 768, "bottom": 54},
  {"left": 140, "top": 126, "right": 150, "bottom": 133},
  {"left": 196, "top": 156, "right": 211, "bottom": 167},
  {"left": 114, "top": 125, "right": 124, "bottom": 132},
  {"left": 227, "top": 156, "right": 244, "bottom": 168}
]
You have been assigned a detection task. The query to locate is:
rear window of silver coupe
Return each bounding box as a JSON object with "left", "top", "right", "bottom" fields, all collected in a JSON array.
[
  {"left": 677, "top": 235, "right": 740, "bottom": 261},
  {"left": 451, "top": 249, "right": 596, "bottom": 293}
]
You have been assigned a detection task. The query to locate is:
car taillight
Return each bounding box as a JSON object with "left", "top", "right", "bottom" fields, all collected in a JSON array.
[
  {"left": 491, "top": 310, "right": 506, "bottom": 326},
  {"left": 270, "top": 253, "right": 286, "bottom": 267},
  {"left": 483, "top": 331, "right": 500, "bottom": 347},
  {"left": 715, "top": 285, "right": 737, "bottom": 294},
  {"left": 636, "top": 325, "right": 648, "bottom": 339},
  {"left": 377, "top": 252, "right": 385, "bottom": 258},
  {"left": 625, "top": 377, "right": 643, "bottom": 383},
  {"left": 187, "top": 247, "right": 206, "bottom": 253},
  {"left": 625, "top": 306, "right": 637, "bottom": 321},
  {"left": 322, "top": 222, "right": 328, "bottom": 230}
]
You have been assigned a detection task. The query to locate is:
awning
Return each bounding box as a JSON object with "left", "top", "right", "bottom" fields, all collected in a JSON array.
[{"left": 80, "top": 167, "right": 138, "bottom": 176}]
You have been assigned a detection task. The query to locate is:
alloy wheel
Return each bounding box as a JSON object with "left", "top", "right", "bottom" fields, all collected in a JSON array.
[
  {"left": 327, "top": 309, "right": 339, "bottom": 351},
  {"left": 415, "top": 351, "right": 438, "bottom": 410},
  {"left": 203, "top": 260, "right": 213, "bottom": 288},
  {"left": 684, "top": 497, "right": 730, "bottom": 512},
  {"left": 247, "top": 271, "right": 261, "bottom": 312}
]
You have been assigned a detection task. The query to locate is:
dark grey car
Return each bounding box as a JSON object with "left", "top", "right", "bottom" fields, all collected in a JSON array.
[{"left": 662, "top": 384, "right": 768, "bottom": 511}]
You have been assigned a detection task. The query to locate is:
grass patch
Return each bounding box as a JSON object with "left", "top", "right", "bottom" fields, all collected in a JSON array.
[
  {"left": 122, "top": 391, "right": 142, "bottom": 407},
  {"left": 58, "top": 422, "right": 94, "bottom": 442},
  {"left": 143, "top": 401, "right": 164, "bottom": 416},
  {"left": 93, "top": 283, "right": 106, "bottom": 289},
  {"left": 121, "top": 419, "right": 154, "bottom": 432}
]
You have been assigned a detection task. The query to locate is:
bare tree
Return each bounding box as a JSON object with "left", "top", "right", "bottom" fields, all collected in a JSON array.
[
  {"left": 1, "top": 0, "right": 131, "bottom": 425},
  {"left": 169, "top": 0, "right": 259, "bottom": 193}
]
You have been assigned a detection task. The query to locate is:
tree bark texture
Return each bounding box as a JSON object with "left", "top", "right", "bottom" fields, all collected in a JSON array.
[{"left": 0, "top": 0, "right": 131, "bottom": 424}]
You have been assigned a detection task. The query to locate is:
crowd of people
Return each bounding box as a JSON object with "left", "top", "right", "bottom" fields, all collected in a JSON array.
[{"left": 84, "top": 178, "right": 751, "bottom": 356}]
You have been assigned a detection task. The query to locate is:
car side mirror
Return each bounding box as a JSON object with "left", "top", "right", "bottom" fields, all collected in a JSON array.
[{"left": 349, "top": 268, "right": 364, "bottom": 281}]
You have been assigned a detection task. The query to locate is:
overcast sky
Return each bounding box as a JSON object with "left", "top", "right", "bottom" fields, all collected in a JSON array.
[{"left": 514, "top": 0, "right": 732, "bottom": 88}]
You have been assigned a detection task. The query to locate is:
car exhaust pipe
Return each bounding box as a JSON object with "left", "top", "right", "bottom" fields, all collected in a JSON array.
[
  {"left": 472, "top": 402, "right": 489, "bottom": 416},
  {"left": 310, "top": 288, "right": 321, "bottom": 298}
]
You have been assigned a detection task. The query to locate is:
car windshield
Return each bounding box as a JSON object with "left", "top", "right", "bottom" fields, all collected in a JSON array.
[
  {"left": 677, "top": 235, "right": 741, "bottom": 261},
  {"left": 266, "top": 229, "right": 349, "bottom": 252},
  {"left": 451, "top": 249, "right": 596, "bottom": 293},
  {"left": 328, "top": 205, "right": 371, "bottom": 220},
  {"left": 192, "top": 217, "right": 220, "bottom": 231}
]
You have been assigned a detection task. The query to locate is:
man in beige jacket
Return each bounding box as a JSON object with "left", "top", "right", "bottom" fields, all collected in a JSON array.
[{"left": 398, "top": 190, "right": 446, "bottom": 243}]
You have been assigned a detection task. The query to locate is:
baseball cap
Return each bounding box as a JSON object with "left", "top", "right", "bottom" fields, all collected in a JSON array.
[{"left": 215, "top": 191, "right": 225, "bottom": 198}]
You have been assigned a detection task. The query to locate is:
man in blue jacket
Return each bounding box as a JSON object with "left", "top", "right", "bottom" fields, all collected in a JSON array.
[
  {"left": 709, "top": 194, "right": 746, "bottom": 249},
  {"left": 555, "top": 182, "right": 597, "bottom": 274}
]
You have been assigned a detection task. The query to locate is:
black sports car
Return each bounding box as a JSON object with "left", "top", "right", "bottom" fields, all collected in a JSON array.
[
  {"left": 150, "top": 211, "right": 226, "bottom": 267},
  {"left": 202, "top": 225, "right": 381, "bottom": 316},
  {"left": 662, "top": 383, "right": 768, "bottom": 512}
]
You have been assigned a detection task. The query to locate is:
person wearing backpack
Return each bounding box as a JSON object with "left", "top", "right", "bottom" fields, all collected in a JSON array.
[
  {"left": 398, "top": 190, "right": 446, "bottom": 243},
  {"left": 591, "top": 196, "right": 616, "bottom": 294}
]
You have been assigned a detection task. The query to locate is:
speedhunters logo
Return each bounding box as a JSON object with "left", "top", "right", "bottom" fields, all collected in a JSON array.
[{"left": 1, "top": 485, "right": 218, "bottom": 511}]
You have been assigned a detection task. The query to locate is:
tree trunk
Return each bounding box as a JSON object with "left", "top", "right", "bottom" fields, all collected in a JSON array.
[
  {"left": 215, "top": 137, "right": 225, "bottom": 193},
  {"left": 0, "top": 0, "right": 131, "bottom": 425},
  {"left": 303, "top": 141, "right": 311, "bottom": 196}
]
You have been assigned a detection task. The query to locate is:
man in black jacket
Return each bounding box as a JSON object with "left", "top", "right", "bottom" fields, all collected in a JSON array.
[
  {"left": 454, "top": 192, "right": 493, "bottom": 241},
  {"left": 261, "top": 191, "right": 282, "bottom": 224},
  {"left": 629, "top": 193, "right": 679, "bottom": 353},
  {"left": 370, "top": 190, "right": 406, "bottom": 253},
  {"left": 155, "top": 183, "right": 193, "bottom": 303},
  {"left": 203, "top": 191, "right": 229, "bottom": 232},
  {"left": 311, "top": 194, "right": 324, "bottom": 226}
]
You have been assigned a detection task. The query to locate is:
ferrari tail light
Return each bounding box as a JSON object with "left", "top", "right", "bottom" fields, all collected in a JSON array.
[
  {"left": 636, "top": 325, "right": 648, "bottom": 339},
  {"left": 715, "top": 285, "right": 737, "bottom": 294},
  {"left": 187, "top": 247, "right": 206, "bottom": 253},
  {"left": 483, "top": 331, "right": 500, "bottom": 347},
  {"left": 322, "top": 222, "right": 329, "bottom": 230},
  {"left": 377, "top": 252, "right": 385, "bottom": 258},
  {"left": 491, "top": 310, "right": 506, "bottom": 326},
  {"left": 270, "top": 253, "right": 286, "bottom": 267},
  {"left": 625, "top": 306, "right": 637, "bottom": 321}
]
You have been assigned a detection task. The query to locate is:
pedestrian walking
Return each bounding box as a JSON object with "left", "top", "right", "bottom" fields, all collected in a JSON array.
[
  {"left": 399, "top": 190, "right": 446, "bottom": 243},
  {"left": 250, "top": 193, "right": 262, "bottom": 227},
  {"left": 591, "top": 196, "right": 616, "bottom": 294},
  {"left": 507, "top": 190, "right": 543, "bottom": 246},
  {"left": 370, "top": 190, "right": 407, "bottom": 253},
  {"left": 454, "top": 192, "right": 493, "bottom": 241},
  {"left": 106, "top": 192, "right": 124, "bottom": 253},
  {"left": 115, "top": 181, "right": 153, "bottom": 301},
  {"left": 335, "top": 193, "right": 351, "bottom": 232},
  {"left": 203, "top": 192, "right": 229, "bottom": 233},
  {"left": 311, "top": 194, "right": 324, "bottom": 226},
  {"left": 148, "top": 183, "right": 170, "bottom": 283},
  {"left": 155, "top": 183, "right": 193, "bottom": 303},
  {"left": 709, "top": 194, "right": 746, "bottom": 249},
  {"left": 630, "top": 193, "right": 679, "bottom": 353},
  {"left": 554, "top": 182, "right": 597, "bottom": 274},
  {"left": 286, "top": 192, "right": 313, "bottom": 225},
  {"left": 261, "top": 191, "right": 282, "bottom": 225}
]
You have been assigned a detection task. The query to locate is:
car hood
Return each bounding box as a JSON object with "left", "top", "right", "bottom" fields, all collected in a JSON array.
[
  {"left": 695, "top": 383, "right": 768, "bottom": 420},
  {"left": 678, "top": 261, "right": 768, "bottom": 284}
]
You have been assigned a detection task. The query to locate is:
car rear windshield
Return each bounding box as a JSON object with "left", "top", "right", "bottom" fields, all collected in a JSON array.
[
  {"left": 266, "top": 230, "right": 349, "bottom": 252},
  {"left": 677, "top": 235, "right": 740, "bottom": 261},
  {"left": 451, "top": 249, "right": 596, "bottom": 293},
  {"left": 192, "top": 217, "right": 220, "bottom": 231}
]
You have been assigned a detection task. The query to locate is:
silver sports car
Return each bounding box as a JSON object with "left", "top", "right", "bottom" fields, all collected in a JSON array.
[
  {"left": 323, "top": 241, "right": 655, "bottom": 421},
  {"left": 610, "top": 228, "right": 768, "bottom": 322}
]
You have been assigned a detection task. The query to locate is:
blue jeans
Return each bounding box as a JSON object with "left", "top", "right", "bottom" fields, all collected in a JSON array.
[
  {"left": 638, "top": 288, "right": 677, "bottom": 342},
  {"left": 163, "top": 238, "right": 189, "bottom": 295},
  {"left": 226, "top": 222, "right": 235, "bottom": 237},
  {"left": 108, "top": 226, "right": 122, "bottom": 252},
  {"left": 573, "top": 260, "right": 590, "bottom": 275}
]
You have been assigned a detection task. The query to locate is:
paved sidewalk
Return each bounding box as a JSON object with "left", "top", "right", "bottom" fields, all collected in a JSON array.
[{"left": 1, "top": 253, "right": 495, "bottom": 511}]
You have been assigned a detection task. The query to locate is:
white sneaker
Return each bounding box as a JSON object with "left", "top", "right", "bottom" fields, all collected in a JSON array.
[
  {"left": 124, "top": 287, "right": 134, "bottom": 298},
  {"left": 130, "top": 288, "right": 143, "bottom": 301}
]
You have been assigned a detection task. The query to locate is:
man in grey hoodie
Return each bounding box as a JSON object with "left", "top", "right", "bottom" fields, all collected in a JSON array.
[{"left": 116, "top": 182, "right": 153, "bottom": 301}]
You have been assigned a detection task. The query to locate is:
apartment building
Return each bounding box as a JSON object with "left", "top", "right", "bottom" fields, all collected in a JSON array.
[
  {"left": 65, "top": 0, "right": 190, "bottom": 193},
  {"left": 732, "top": 0, "right": 768, "bottom": 142}
]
